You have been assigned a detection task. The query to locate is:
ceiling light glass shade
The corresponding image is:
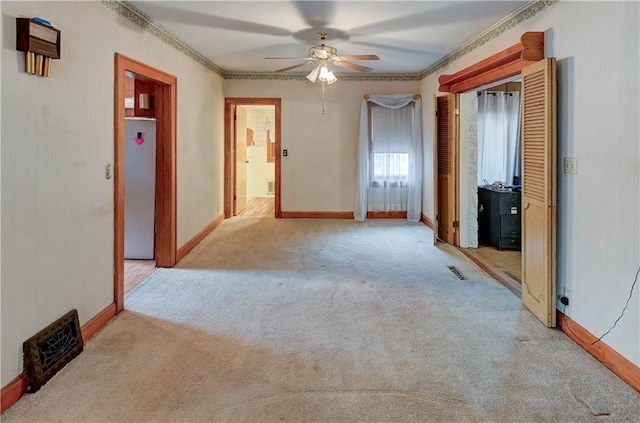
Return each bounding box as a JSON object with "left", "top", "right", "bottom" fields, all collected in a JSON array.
[
  {"left": 318, "top": 65, "right": 331, "bottom": 80},
  {"left": 318, "top": 65, "right": 338, "bottom": 84},
  {"left": 306, "top": 65, "right": 320, "bottom": 83},
  {"left": 324, "top": 70, "right": 338, "bottom": 84}
]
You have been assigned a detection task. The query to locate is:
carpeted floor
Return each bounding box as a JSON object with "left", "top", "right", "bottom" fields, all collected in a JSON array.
[{"left": 2, "top": 218, "right": 639, "bottom": 422}]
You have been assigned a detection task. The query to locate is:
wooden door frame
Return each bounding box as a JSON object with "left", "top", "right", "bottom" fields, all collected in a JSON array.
[
  {"left": 224, "top": 98, "right": 281, "bottom": 218},
  {"left": 114, "top": 54, "right": 177, "bottom": 313}
]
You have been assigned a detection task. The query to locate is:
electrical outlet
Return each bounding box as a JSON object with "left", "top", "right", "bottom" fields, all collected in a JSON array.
[
  {"left": 563, "top": 157, "right": 578, "bottom": 174},
  {"left": 558, "top": 287, "right": 571, "bottom": 306}
]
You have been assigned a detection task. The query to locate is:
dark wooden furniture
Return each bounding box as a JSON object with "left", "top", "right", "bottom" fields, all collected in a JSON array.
[{"left": 478, "top": 186, "right": 521, "bottom": 250}]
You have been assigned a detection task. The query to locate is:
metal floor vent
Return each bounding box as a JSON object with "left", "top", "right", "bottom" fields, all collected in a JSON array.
[
  {"left": 23, "top": 309, "right": 84, "bottom": 393},
  {"left": 447, "top": 266, "right": 467, "bottom": 280}
]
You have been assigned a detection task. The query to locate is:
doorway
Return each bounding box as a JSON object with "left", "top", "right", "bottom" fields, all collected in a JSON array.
[
  {"left": 234, "top": 105, "right": 277, "bottom": 217},
  {"left": 123, "top": 95, "right": 157, "bottom": 293},
  {"left": 225, "top": 98, "right": 282, "bottom": 218},
  {"left": 114, "top": 54, "right": 177, "bottom": 313},
  {"left": 462, "top": 79, "right": 523, "bottom": 292}
]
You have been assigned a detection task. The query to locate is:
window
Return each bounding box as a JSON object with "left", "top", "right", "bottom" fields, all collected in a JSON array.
[
  {"left": 373, "top": 153, "right": 409, "bottom": 179},
  {"left": 354, "top": 94, "right": 423, "bottom": 221}
]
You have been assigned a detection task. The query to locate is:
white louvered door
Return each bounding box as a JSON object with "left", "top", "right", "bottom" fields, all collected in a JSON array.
[{"left": 521, "top": 58, "right": 557, "bottom": 327}]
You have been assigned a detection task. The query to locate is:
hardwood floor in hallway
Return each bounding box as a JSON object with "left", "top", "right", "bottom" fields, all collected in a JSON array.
[
  {"left": 237, "top": 197, "right": 274, "bottom": 217},
  {"left": 124, "top": 260, "right": 156, "bottom": 293}
]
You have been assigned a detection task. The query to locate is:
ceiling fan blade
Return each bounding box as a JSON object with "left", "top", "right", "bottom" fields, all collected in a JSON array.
[
  {"left": 334, "top": 55, "right": 380, "bottom": 61},
  {"left": 332, "top": 61, "right": 374, "bottom": 73},
  {"left": 275, "top": 62, "right": 313, "bottom": 73}
]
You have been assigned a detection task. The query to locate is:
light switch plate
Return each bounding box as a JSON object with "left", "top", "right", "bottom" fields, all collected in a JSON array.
[{"left": 563, "top": 157, "right": 577, "bottom": 174}]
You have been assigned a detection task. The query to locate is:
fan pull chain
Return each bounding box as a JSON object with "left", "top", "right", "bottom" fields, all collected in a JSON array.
[{"left": 322, "top": 80, "right": 326, "bottom": 115}]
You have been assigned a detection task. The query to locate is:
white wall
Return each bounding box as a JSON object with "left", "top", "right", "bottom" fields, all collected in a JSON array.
[
  {"left": 224, "top": 79, "right": 420, "bottom": 212},
  {"left": 1, "top": 1, "right": 224, "bottom": 386},
  {"left": 420, "top": 1, "right": 640, "bottom": 366}
]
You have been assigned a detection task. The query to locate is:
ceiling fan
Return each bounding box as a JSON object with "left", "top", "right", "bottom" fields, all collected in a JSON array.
[{"left": 265, "top": 32, "right": 379, "bottom": 84}]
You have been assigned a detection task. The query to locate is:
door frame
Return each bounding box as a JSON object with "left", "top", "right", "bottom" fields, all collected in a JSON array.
[
  {"left": 114, "top": 54, "right": 177, "bottom": 313},
  {"left": 224, "top": 98, "right": 282, "bottom": 218}
]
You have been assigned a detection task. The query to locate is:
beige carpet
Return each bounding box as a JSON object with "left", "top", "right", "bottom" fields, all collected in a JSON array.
[{"left": 3, "top": 218, "right": 639, "bottom": 422}]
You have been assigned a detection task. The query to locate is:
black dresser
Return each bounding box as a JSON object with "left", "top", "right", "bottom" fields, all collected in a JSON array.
[{"left": 478, "top": 186, "right": 521, "bottom": 250}]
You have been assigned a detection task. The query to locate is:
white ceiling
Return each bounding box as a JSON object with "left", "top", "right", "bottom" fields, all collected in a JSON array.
[{"left": 129, "top": 0, "right": 529, "bottom": 75}]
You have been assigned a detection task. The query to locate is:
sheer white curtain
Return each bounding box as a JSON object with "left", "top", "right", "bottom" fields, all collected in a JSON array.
[
  {"left": 477, "top": 91, "right": 521, "bottom": 186},
  {"left": 355, "top": 94, "right": 422, "bottom": 222}
]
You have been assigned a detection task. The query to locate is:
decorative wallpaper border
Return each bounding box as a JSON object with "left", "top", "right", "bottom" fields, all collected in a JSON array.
[
  {"left": 224, "top": 72, "right": 422, "bottom": 82},
  {"left": 100, "top": 0, "right": 225, "bottom": 77},
  {"left": 103, "top": 0, "right": 557, "bottom": 82}
]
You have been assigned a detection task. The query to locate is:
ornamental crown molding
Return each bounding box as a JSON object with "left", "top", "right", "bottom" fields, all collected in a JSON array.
[
  {"left": 101, "top": 0, "right": 225, "bottom": 77},
  {"left": 103, "top": 0, "right": 557, "bottom": 82},
  {"left": 224, "top": 72, "right": 422, "bottom": 82}
]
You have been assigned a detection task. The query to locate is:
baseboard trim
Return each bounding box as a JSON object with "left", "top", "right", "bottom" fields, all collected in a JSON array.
[
  {"left": 81, "top": 303, "right": 117, "bottom": 343},
  {"left": 557, "top": 311, "right": 640, "bottom": 393},
  {"left": 367, "top": 211, "right": 407, "bottom": 219},
  {"left": 1, "top": 302, "right": 118, "bottom": 413},
  {"left": 0, "top": 374, "right": 28, "bottom": 414},
  {"left": 280, "top": 211, "right": 354, "bottom": 219},
  {"left": 421, "top": 213, "right": 434, "bottom": 228},
  {"left": 176, "top": 213, "right": 225, "bottom": 262}
]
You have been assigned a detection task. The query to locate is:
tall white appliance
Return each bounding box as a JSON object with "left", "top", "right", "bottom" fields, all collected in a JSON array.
[{"left": 124, "top": 118, "right": 156, "bottom": 259}]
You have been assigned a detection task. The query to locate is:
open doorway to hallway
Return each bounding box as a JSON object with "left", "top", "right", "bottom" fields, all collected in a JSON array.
[
  {"left": 235, "top": 105, "right": 276, "bottom": 217},
  {"left": 225, "top": 98, "right": 282, "bottom": 219}
]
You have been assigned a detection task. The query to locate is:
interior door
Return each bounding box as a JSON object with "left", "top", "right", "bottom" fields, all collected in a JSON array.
[
  {"left": 521, "top": 58, "right": 557, "bottom": 327},
  {"left": 234, "top": 106, "right": 248, "bottom": 215},
  {"left": 434, "top": 94, "right": 458, "bottom": 245}
]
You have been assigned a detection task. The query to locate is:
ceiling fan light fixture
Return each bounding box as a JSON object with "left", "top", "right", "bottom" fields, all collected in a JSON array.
[
  {"left": 306, "top": 64, "right": 320, "bottom": 83},
  {"left": 318, "top": 65, "right": 338, "bottom": 84},
  {"left": 318, "top": 65, "right": 331, "bottom": 79}
]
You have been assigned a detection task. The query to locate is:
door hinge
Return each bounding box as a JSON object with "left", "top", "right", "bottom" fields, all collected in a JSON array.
[
  {"left": 233, "top": 195, "right": 236, "bottom": 200},
  {"left": 435, "top": 111, "right": 439, "bottom": 117},
  {"left": 454, "top": 108, "right": 460, "bottom": 116},
  {"left": 453, "top": 220, "right": 459, "bottom": 228}
]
